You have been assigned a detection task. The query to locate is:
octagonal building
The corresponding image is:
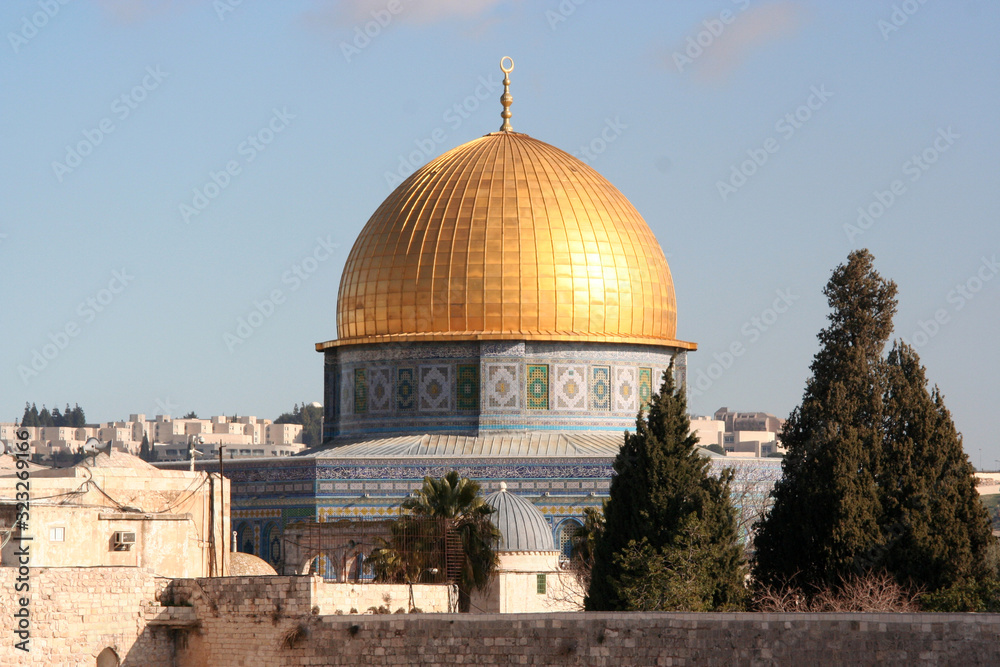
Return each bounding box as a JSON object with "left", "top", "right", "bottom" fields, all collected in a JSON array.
[{"left": 318, "top": 94, "right": 695, "bottom": 442}]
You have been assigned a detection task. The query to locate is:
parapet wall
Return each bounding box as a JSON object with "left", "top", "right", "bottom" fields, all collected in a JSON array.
[
  {"left": 171, "top": 594, "right": 1000, "bottom": 667},
  {"left": 0, "top": 567, "right": 172, "bottom": 667},
  {"left": 166, "top": 575, "right": 452, "bottom": 617},
  {"left": 4, "top": 569, "right": 1000, "bottom": 666}
]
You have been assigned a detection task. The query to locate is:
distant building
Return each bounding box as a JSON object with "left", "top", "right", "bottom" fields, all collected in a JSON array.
[
  {"left": 0, "top": 413, "right": 305, "bottom": 462},
  {"left": 714, "top": 407, "right": 784, "bottom": 434},
  {"left": 688, "top": 408, "right": 786, "bottom": 458}
]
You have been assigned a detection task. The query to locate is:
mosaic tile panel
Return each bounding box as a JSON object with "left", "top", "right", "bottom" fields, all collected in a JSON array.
[
  {"left": 614, "top": 366, "right": 637, "bottom": 413},
  {"left": 674, "top": 352, "right": 688, "bottom": 393},
  {"left": 419, "top": 365, "right": 451, "bottom": 411},
  {"left": 368, "top": 366, "right": 392, "bottom": 412},
  {"left": 353, "top": 368, "right": 367, "bottom": 414},
  {"left": 652, "top": 367, "right": 666, "bottom": 395},
  {"left": 553, "top": 365, "right": 587, "bottom": 410},
  {"left": 396, "top": 367, "right": 415, "bottom": 411},
  {"left": 340, "top": 369, "right": 353, "bottom": 416},
  {"left": 485, "top": 363, "right": 519, "bottom": 409},
  {"left": 590, "top": 366, "right": 611, "bottom": 411},
  {"left": 639, "top": 367, "right": 652, "bottom": 409},
  {"left": 456, "top": 364, "right": 479, "bottom": 411},
  {"left": 526, "top": 364, "right": 549, "bottom": 410}
]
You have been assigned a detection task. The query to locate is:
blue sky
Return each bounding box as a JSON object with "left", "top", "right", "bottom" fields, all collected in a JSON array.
[{"left": 2, "top": 1, "right": 998, "bottom": 465}]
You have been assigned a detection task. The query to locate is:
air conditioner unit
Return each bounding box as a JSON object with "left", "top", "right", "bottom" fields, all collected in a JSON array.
[{"left": 113, "top": 531, "right": 136, "bottom": 551}]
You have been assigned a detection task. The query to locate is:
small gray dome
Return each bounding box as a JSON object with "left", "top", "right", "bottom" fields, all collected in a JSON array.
[{"left": 484, "top": 483, "right": 555, "bottom": 552}]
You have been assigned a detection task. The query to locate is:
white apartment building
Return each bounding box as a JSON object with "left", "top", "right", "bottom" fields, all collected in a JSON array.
[
  {"left": 0, "top": 413, "right": 306, "bottom": 462},
  {"left": 689, "top": 408, "right": 786, "bottom": 458}
]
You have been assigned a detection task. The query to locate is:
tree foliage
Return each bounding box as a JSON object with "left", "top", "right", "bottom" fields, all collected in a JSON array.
[
  {"left": 368, "top": 471, "right": 500, "bottom": 612},
  {"left": 275, "top": 402, "right": 323, "bottom": 446},
  {"left": 19, "top": 402, "right": 86, "bottom": 427},
  {"left": 879, "top": 342, "right": 995, "bottom": 605},
  {"left": 586, "top": 364, "right": 745, "bottom": 611},
  {"left": 753, "top": 250, "right": 996, "bottom": 608},
  {"left": 139, "top": 434, "right": 156, "bottom": 462},
  {"left": 754, "top": 250, "right": 895, "bottom": 591}
]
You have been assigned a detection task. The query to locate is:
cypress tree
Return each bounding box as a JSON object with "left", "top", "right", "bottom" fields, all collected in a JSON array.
[
  {"left": 586, "top": 363, "right": 744, "bottom": 611},
  {"left": 753, "top": 249, "right": 896, "bottom": 591},
  {"left": 880, "top": 342, "right": 994, "bottom": 601},
  {"left": 139, "top": 434, "right": 154, "bottom": 462}
]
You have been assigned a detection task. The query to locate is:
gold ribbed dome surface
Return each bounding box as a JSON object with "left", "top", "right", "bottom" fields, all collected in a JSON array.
[{"left": 327, "top": 131, "right": 692, "bottom": 349}]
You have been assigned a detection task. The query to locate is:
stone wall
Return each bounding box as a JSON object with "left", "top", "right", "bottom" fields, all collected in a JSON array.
[
  {"left": 0, "top": 567, "right": 172, "bottom": 667},
  {"left": 174, "top": 608, "right": 1000, "bottom": 667},
  {"left": 5, "top": 569, "right": 1000, "bottom": 666}
]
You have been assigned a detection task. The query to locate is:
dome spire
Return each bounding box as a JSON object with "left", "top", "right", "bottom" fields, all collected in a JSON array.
[{"left": 499, "top": 56, "right": 514, "bottom": 132}]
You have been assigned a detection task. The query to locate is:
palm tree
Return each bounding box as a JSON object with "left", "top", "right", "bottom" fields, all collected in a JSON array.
[{"left": 393, "top": 471, "right": 500, "bottom": 611}]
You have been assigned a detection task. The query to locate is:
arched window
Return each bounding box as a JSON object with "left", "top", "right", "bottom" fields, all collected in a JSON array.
[
  {"left": 308, "top": 553, "right": 337, "bottom": 581},
  {"left": 261, "top": 522, "right": 280, "bottom": 564},
  {"left": 557, "top": 519, "right": 582, "bottom": 559},
  {"left": 235, "top": 523, "right": 253, "bottom": 554}
]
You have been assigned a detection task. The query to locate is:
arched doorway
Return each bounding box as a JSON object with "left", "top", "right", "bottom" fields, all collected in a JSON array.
[{"left": 96, "top": 647, "right": 120, "bottom": 667}]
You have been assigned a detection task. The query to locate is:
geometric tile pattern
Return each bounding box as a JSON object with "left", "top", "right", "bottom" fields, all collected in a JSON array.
[
  {"left": 456, "top": 364, "right": 479, "bottom": 411},
  {"left": 526, "top": 364, "right": 549, "bottom": 410},
  {"left": 484, "top": 363, "right": 519, "bottom": 409},
  {"left": 340, "top": 369, "right": 354, "bottom": 416},
  {"left": 553, "top": 364, "right": 586, "bottom": 410},
  {"left": 590, "top": 366, "right": 611, "bottom": 411},
  {"left": 396, "top": 367, "right": 415, "bottom": 411},
  {"left": 419, "top": 365, "right": 451, "bottom": 411},
  {"left": 614, "top": 366, "right": 637, "bottom": 413},
  {"left": 368, "top": 366, "right": 392, "bottom": 412},
  {"left": 638, "top": 367, "right": 652, "bottom": 409},
  {"left": 353, "top": 368, "right": 367, "bottom": 414}
]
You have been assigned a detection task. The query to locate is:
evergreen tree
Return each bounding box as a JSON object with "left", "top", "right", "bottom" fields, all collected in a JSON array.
[
  {"left": 139, "top": 434, "right": 156, "bottom": 462},
  {"left": 51, "top": 406, "right": 64, "bottom": 427},
  {"left": 753, "top": 250, "right": 896, "bottom": 591},
  {"left": 586, "top": 364, "right": 745, "bottom": 611},
  {"left": 879, "top": 342, "right": 994, "bottom": 601},
  {"left": 38, "top": 405, "right": 52, "bottom": 427},
  {"left": 275, "top": 402, "right": 323, "bottom": 446},
  {"left": 21, "top": 403, "right": 34, "bottom": 427},
  {"left": 30, "top": 403, "right": 39, "bottom": 426},
  {"left": 70, "top": 404, "right": 86, "bottom": 427}
]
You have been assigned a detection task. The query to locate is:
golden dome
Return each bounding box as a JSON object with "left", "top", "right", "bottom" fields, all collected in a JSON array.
[{"left": 325, "top": 131, "right": 693, "bottom": 350}]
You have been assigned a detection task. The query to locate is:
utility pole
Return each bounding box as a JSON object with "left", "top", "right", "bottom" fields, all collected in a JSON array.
[{"left": 219, "top": 445, "right": 225, "bottom": 577}]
